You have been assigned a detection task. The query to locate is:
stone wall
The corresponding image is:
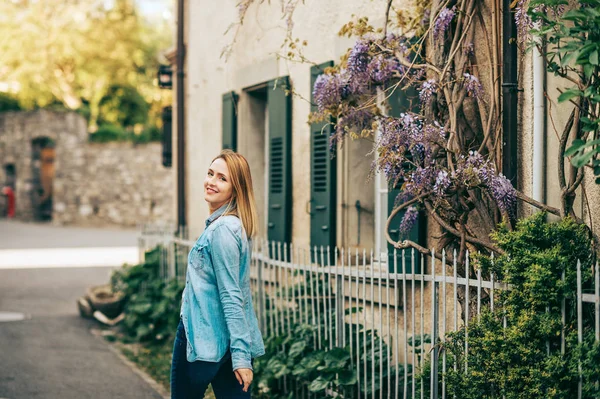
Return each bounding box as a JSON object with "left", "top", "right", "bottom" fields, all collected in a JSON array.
[{"left": 0, "top": 110, "right": 174, "bottom": 227}]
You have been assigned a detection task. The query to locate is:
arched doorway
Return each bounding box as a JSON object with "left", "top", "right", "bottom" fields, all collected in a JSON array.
[
  {"left": 31, "top": 137, "right": 56, "bottom": 221},
  {"left": 2, "top": 164, "right": 16, "bottom": 218}
]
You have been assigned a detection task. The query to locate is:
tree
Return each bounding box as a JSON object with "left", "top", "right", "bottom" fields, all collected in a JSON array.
[
  {"left": 0, "top": 0, "right": 172, "bottom": 130},
  {"left": 98, "top": 84, "right": 149, "bottom": 128}
]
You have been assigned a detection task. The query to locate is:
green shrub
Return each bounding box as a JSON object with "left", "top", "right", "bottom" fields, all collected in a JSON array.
[
  {"left": 0, "top": 92, "right": 21, "bottom": 112},
  {"left": 90, "top": 124, "right": 128, "bottom": 143},
  {"left": 110, "top": 248, "right": 184, "bottom": 343},
  {"left": 131, "top": 125, "right": 162, "bottom": 144},
  {"left": 420, "top": 213, "right": 599, "bottom": 399}
]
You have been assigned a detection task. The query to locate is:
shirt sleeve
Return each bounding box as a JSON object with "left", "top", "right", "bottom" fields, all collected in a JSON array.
[{"left": 210, "top": 222, "right": 253, "bottom": 371}]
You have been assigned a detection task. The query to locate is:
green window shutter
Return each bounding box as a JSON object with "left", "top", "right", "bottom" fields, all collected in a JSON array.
[
  {"left": 267, "top": 77, "right": 292, "bottom": 245},
  {"left": 387, "top": 85, "right": 424, "bottom": 273},
  {"left": 222, "top": 92, "right": 238, "bottom": 151},
  {"left": 310, "top": 62, "right": 336, "bottom": 257}
]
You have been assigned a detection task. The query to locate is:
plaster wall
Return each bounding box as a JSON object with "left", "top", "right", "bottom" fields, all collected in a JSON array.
[
  {"left": 183, "top": 0, "right": 600, "bottom": 246},
  {"left": 184, "top": 0, "right": 397, "bottom": 246}
]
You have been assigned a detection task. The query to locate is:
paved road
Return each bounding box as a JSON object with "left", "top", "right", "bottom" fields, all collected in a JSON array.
[
  {"left": 0, "top": 220, "right": 140, "bottom": 269},
  {"left": 0, "top": 220, "right": 139, "bottom": 249},
  {"left": 0, "top": 266, "right": 164, "bottom": 399}
]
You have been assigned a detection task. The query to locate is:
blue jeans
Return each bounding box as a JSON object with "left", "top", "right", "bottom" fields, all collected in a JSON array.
[{"left": 171, "top": 319, "right": 252, "bottom": 399}]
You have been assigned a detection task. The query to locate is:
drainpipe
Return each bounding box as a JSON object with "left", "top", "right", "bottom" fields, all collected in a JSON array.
[
  {"left": 502, "top": 0, "right": 519, "bottom": 192},
  {"left": 176, "top": 0, "right": 186, "bottom": 232},
  {"left": 532, "top": 45, "right": 546, "bottom": 209}
]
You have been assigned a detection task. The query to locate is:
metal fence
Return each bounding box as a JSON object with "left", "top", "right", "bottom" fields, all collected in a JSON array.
[{"left": 138, "top": 231, "right": 600, "bottom": 399}]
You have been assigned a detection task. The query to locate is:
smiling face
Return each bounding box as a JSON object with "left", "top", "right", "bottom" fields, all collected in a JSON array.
[{"left": 204, "top": 158, "right": 233, "bottom": 213}]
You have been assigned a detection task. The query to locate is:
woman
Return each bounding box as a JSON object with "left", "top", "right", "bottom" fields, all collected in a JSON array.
[{"left": 171, "top": 150, "right": 265, "bottom": 398}]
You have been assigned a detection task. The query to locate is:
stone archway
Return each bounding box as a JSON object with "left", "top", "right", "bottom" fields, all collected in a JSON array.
[{"left": 31, "top": 136, "right": 56, "bottom": 221}]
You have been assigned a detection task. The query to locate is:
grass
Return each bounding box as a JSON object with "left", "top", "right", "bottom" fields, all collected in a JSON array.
[{"left": 108, "top": 334, "right": 215, "bottom": 399}]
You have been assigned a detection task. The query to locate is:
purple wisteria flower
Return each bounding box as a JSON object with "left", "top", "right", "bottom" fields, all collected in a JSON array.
[
  {"left": 313, "top": 74, "right": 342, "bottom": 112},
  {"left": 423, "top": 121, "right": 446, "bottom": 144},
  {"left": 419, "top": 79, "right": 438, "bottom": 104},
  {"left": 433, "top": 170, "right": 451, "bottom": 196},
  {"left": 347, "top": 39, "right": 371, "bottom": 79},
  {"left": 331, "top": 107, "right": 375, "bottom": 148},
  {"left": 368, "top": 55, "right": 401, "bottom": 84},
  {"left": 463, "top": 73, "right": 483, "bottom": 98},
  {"left": 454, "top": 151, "right": 517, "bottom": 215},
  {"left": 488, "top": 174, "right": 517, "bottom": 216},
  {"left": 375, "top": 111, "right": 448, "bottom": 192},
  {"left": 514, "top": 0, "right": 566, "bottom": 42},
  {"left": 514, "top": 0, "right": 533, "bottom": 41},
  {"left": 433, "top": 6, "right": 456, "bottom": 40},
  {"left": 404, "top": 167, "right": 436, "bottom": 198},
  {"left": 398, "top": 206, "right": 419, "bottom": 236}
]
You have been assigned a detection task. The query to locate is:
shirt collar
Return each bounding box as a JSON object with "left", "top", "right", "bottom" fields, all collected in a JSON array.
[{"left": 205, "top": 203, "right": 230, "bottom": 228}]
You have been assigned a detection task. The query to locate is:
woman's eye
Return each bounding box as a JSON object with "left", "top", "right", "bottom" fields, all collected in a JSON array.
[
  {"left": 220, "top": 177, "right": 226, "bottom": 181},
  {"left": 208, "top": 171, "right": 213, "bottom": 176}
]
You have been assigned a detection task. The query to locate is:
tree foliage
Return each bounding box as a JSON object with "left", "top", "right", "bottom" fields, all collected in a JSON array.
[
  {"left": 0, "top": 0, "right": 172, "bottom": 131},
  {"left": 98, "top": 84, "right": 149, "bottom": 128}
]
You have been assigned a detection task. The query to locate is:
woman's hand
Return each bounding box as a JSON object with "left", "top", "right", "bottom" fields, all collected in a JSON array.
[{"left": 234, "top": 368, "right": 253, "bottom": 392}]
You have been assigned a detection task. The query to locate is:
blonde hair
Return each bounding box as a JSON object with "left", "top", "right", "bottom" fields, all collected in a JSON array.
[{"left": 212, "top": 150, "right": 259, "bottom": 238}]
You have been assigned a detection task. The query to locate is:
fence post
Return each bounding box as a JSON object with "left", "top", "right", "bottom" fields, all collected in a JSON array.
[
  {"left": 258, "top": 243, "right": 265, "bottom": 334},
  {"left": 577, "top": 260, "right": 583, "bottom": 399},
  {"left": 430, "top": 249, "right": 439, "bottom": 399},
  {"left": 336, "top": 268, "right": 344, "bottom": 349}
]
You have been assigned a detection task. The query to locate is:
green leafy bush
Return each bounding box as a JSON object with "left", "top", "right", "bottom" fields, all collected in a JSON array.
[
  {"left": 89, "top": 123, "right": 161, "bottom": 143},
  {"left": 0, "top": 92, "right": 21, "bottom": 112},
  {"left": 420, "top": 213, "right": 599, "bottom": 398},
  {"left": 90, "top": 124, "right": 129, "bottom": 143},
  {"left": 131, "top": 125, "right": 162, "bottom": 144},
  {"left": 110, "top": 248, "right": 184, "bottom": 343}
]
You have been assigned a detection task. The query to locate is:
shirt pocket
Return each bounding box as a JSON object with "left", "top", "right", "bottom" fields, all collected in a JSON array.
[{"left": 189, "top": 243, "right": 209, "bottom": 270}]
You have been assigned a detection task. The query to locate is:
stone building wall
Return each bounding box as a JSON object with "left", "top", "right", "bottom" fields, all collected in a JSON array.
[
  {"left": 53, "top": 141, "right": 173, "bottom": 227},
  {"left": 0, "top": 110, "right": 173, "bottom": 228}
]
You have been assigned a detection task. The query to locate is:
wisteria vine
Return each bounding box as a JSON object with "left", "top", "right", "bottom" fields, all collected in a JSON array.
[{"left": 233, "top": 0, "right": 594, "bottom": 260}]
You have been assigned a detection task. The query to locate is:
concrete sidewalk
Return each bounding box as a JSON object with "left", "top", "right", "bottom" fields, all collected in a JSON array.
[
  {"left": 0, "top": 266, "right": 165, "bottom": 399},
  {"left": 0, "top": 220, "right": 140, "bottom": 269}
]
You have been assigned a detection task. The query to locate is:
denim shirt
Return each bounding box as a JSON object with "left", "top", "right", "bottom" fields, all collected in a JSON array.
[{"left": 180, "top": 204, "right": 265, "bottom": 370}]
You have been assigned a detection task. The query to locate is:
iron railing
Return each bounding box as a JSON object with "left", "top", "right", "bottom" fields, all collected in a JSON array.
[{"left": 138, "top": 231, "right": 600, "bottom": 399}]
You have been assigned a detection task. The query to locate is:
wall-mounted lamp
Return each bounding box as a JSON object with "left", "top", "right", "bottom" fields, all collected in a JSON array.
[{"left": 157, "top": 65, "right": 173, "bottom": 89}]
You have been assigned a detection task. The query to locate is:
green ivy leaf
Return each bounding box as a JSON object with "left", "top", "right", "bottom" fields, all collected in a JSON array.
[
  {"left": 308, "top": 376, "right": 330, "bottom": 392},
  {"left": 564, "top": 139, "right": 586, "bottom": 157},
  {"left": 572, "top": 150, "right": 596, "bottom": 168},
  {"left": 288, "top": 340, "right": 306, "bottom": 358},
  {"left": 298, "top": 355, "right": 321, "bottom": 372},
  {"left": 557, "top": 89, "right": 582, "bottom": 103},
  {"left": 584, "top": 64, "right": 594, "bottom": 80},
  {"left": 590, "top": 50, "right": 599, "bottom": 66},
  {"left": 560, "top": 50, "right": 578, "bottom": 67},
  {"left": 337, "top": 369, "right": 358, "bottom": 385}
]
